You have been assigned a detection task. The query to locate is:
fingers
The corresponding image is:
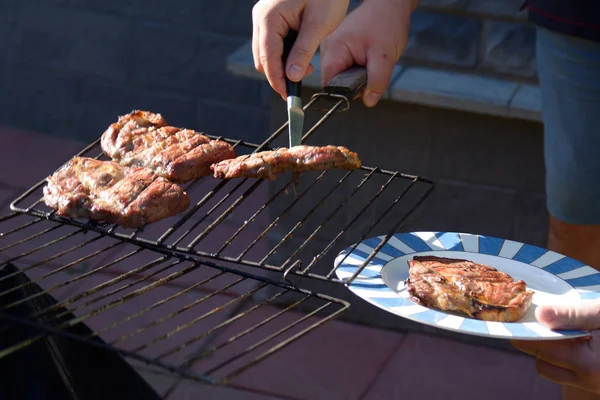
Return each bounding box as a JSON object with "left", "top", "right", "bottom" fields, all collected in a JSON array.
[
  {"left": 362, "top": 45, "right": 398, "bottom": 107},
  {"left": 258, "top": 14, "right": 288, "bottom": 99},
  {"left": 320, "top": 37, "right": 357, "bottom": 87},
  {"left": 510, "top": 339, "right": 580, "bottom": 372},
  {"left": 285, "top": 7, "right": 330, "bottom": 82},
  {"left": 252, "top": 23, "right": 263, "bottom": 74},
  {"left": 537, "top": 300, "right": 600, "bottom": 331},
  {"left": 535, "top": 359, "right": 579, "bottom": 386}
]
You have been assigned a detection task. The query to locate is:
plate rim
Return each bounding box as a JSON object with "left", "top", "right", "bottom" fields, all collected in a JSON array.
[{"left": 334, "top": 231, "right": 596, "bottom": 341}]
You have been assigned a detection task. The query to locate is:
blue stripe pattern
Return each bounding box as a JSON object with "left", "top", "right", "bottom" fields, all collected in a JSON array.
[
  {"left": 410, "top": 309, "right": 448, "bottom": 324},
  {"left": 460, "top": 318, "right": 489, "bottom": 335},
  {"left": 396, "top": 233, "right": 432, "bottom": 253},
  {"left": 503, "top": 322, "right": 538, "bottom": 337},
  {"left": 435, "top": 232, "right": 464, "bottom": 251},
  {"left": 568, "top": 273, "right": 600, "bottom": 287},
  {"left": 346, "top": 249, "right": 388, "bottom": 268},
  {"left": 478, "top": 236, "right": 504, "bottom": 256},
  {"left": 363, "top": 237, "right": 406, "bottom": 258},
  {"left": 371, "top": 296, "right": 413, "bottom": 308},
  {"left": 513, "top": 244, "right": 547, "bottom": 264},
  {"left": 544, "top": 257, "right": 587, "bottom": 275}
]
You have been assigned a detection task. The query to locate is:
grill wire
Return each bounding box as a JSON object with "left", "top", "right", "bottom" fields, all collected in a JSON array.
[
  {"left": 10, "top": 94, "right": 435, "bottom": 285},
  {"left": 0, "top": 211, "right": 349, "bottom": 394}
]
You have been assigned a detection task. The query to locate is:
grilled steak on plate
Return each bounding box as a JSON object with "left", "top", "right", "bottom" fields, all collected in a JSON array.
[
  {"left": 43, "top": 157, "right": 190, "bottom": 229},
  {"left": 406, "top": 256, "right": 534, "bottom": 322},
  {"left": 210, "top": 145, "right": 362, "bottom": 181},
  {"left": 101, "top": 110, "right": 236, "bottom": 183}
]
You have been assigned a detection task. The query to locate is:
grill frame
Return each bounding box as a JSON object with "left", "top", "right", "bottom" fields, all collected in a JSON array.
[
  {"left": 0, "top": 211, "right": 351, "bottom": 390},
  {"left": 9, "top": 93, "right": 435, "bottom": 286}
]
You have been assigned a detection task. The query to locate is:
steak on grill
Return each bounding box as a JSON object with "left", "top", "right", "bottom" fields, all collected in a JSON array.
[
  {"left": 406, "top": 256, "right": 534, "bottom": 322},
  {"left": 210, "top": 145, "right": 362, "bottom": 181},
  {"left": 101, "top": 110, "right": 236, "bottom": 183},
  {"left": 43, "top": 157, "right": 190, "bottom": 229}
]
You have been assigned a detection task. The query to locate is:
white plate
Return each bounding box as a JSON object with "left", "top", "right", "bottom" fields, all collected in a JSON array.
[{"left": 334, "top": 232, "right": 599, "bottom": 340}]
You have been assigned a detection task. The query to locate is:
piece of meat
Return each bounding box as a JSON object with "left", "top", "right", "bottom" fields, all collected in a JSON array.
[
  {"left": 210, "top": 145, "right": 362, "bottom": 181},
  {"left": 101, "top": 110, "right": 237, "bottom": 183},
  {"left": 406, "top": 255, "right": 534, "bottom": 322},
  {"left": 43, "top": 157, "right": 190, "bottom": 229}
]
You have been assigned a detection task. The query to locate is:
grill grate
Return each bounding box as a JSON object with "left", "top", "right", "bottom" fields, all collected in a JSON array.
[
  {"left": 10, "top": 93, "right": 434, "bottom": 285},
  {"left": 0, "top": 212, "right": 349, "bottom": 391}
]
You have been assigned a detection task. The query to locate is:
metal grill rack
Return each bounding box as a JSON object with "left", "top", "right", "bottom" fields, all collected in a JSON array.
[
  {"left": 10, "top": 90, "right": 435, "bottom": 286},
  {"left": 0, "top": 211, "right": 349, "bottom": 394}
]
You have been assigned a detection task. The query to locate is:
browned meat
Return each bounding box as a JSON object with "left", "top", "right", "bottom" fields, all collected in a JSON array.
[
  {"left": 43, "top": 157, "right": 190, "bottom": 229},
  {"left": 406, "top": 256, "right": 533, "bottom": 322},
  {"left": 210, "top": 145, "right": 362, "bottom": 180},
  {"left": 101, "top": 110, "right": 237, "bottom": 183}
]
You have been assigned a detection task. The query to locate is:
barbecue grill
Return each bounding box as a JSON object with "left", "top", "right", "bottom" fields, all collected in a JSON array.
[{"left": 1, "top": 72, "right": 435, "bottom": 396}]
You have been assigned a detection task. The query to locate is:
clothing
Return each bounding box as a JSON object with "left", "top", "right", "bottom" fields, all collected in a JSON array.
[
  {"left": 535, "top": 26, "right": 600, "bottom": 225},
  {"left": 526, "top": 0, "right": 600, "bottom": 44}
]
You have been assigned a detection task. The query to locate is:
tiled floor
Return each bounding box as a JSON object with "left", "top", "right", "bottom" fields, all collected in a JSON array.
[{"left": 0, "top": 126, "right": 562, "bottom": 399}]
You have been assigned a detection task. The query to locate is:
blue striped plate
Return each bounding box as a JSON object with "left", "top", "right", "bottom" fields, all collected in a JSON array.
[{"left": 334, "top": 232, "right": 598, "bottom": 340}]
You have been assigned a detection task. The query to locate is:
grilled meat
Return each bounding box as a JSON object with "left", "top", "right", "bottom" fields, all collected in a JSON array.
[
  {"left": 43, "top": 157, "right": 190, "bottom": 229},
  {"left": 406, "top": 256, "right": 533, "bottom": 322},
  {"left": 210, "top": 145, "right": 362, "bottom": 181},
  {"left": 101, "top": 110, "right": 236, "bottom": 183}
]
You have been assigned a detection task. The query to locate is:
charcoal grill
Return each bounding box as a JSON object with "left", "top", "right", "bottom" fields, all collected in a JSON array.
[
  {"left": 2, "top": 68, "right": 435, "bottom": 396},
  {"left": 10, "top": 68, "right": 435, "bottom": 286}
]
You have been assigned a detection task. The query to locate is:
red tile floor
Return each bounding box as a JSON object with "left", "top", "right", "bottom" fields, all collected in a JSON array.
[{"left": 0, "top": 126, "right": 562, "bottom": 399}]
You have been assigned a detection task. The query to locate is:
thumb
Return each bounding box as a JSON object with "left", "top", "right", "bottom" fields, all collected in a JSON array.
[
  {"left": 536, "top": 300, "right": 600, "bottom": 330},
  {"left": 361, "top": 45, "right": 397, "bottom": 108},
  {"left": 285, "top": 7, "right": 335, "bottom": 82}
]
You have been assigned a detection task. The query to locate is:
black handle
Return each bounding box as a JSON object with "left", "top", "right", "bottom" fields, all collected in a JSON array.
[
  {"left": 282, "top": 29, "right": 302, "bottom": 98},
  {"left": 323, "top": 66, "right": 368, "bottom": 100}
]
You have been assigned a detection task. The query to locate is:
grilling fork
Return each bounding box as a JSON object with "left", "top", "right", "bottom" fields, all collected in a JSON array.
[{"left": 282, "top": 30, "right": 303, "bottom": 192}]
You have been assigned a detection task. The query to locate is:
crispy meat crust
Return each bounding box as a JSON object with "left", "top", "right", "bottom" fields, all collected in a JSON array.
[
  {"left": 406, "top": 256, "right": 534, "bottom": 322},
  {"left": 101, "top": 110, "right": 236, "bottom": 183},
  {"left": 43, "top": 157, "right": 190, "bottom": 229},
  {"left": 210, "top": 145, "right": 362, "bottom": 180}
]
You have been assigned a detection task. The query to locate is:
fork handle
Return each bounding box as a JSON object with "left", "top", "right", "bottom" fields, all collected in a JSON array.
[
  {"left": 322, "top": 66, "right": 368, "bottom": 100},
  {"left": 282, "top": 30, "right": 302, "bottom": 98}
]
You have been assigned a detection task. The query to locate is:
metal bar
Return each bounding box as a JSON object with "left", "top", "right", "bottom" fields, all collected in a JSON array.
[
  {"left": 40, "top": 254, "right": 170, "bottom": 321},
  {"left": 236, "top": 171, "right": 328, "bottom": 263},
  {"left": 259, "top": 169, "right": 354, "bottom": 266},
  {"left": 204, "top": 301, "right": 333, "bottom": 376},
  {"left": 149, "top": 283, "right": 268, "bottom": 361},
  {"left": 223, "top": 302, "right": 348, "bottom": 382},
  {"left": 107, "top": 271, "right": 235, "bottom": 346},
  {"left": 300, "top": 170, "right": 398, "bottom": 274},
  {"left": 280, "top": 168, "right": 378, "bottom": 271},
  {"left": 0, "top": 228, "right": 87, "bottom": 281},
  {"left": 327, "top": 177, "right": 418, "bottom": 280},
  {"left": 187, "top": 179, "right": 264, "bottom": 250},
  {"left": 0, "top": 312, "right": 217, "bottom": 385},
  {"left": 342, "top": 181, "right": 435, "bottom": 282},
  {"left": 0, "top": 240, "right": 123, "bottom": 310},
  {"left": 182, "top": 294, "right": 307, "bottom": 367},
  {"left": 213, "top": 179, "right": 294, "bottom": 257}
]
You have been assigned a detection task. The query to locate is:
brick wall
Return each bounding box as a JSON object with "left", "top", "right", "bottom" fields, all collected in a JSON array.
[
  {"left": 0, "top": 1, "right": 535, "bottom": 145},
  {"left": 0, "top": 0, "right": 271, "bottom": 145}
]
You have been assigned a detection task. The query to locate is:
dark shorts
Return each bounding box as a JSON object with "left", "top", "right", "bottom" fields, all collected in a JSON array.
[{"left": 536, "top": 27, "right": 600, "bottom": 225}]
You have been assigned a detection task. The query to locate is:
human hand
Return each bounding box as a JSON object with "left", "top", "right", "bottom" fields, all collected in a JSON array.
[
  {"left": 252, "top": 0, "right": 350, "bottom": 99},
  {"left": 510, "top": 300, "right": 600, "bottom": 397},
  {"left": 319, "top": 0, "right": 417, "bottom": 107}
]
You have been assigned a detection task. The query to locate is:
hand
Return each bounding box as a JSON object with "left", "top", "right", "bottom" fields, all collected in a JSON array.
[
  {"left": 252, "top": 0, "right": 350, "bottom": 99},
  {"left": 510, "top": 300, "right": 600, "bottom": 397},
  {"left": 320, "top": 0, "right": 417, "bottom": 107}
]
